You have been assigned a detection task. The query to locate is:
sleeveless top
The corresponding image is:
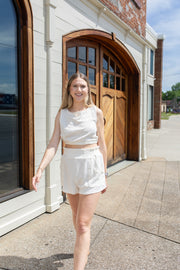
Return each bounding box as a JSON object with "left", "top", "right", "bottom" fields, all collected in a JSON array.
[{"left": 60, "top": 105, "right": 98, "bottom": 145}]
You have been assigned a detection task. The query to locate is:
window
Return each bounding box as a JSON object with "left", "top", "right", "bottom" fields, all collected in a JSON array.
[
  {"left": 0, "top": 0, "right": 34, "bottom": 200},
  {"left": 132, "top": 0, "right": 141, "bottom": 9},
  {"left": 148, "top": 86, "right": 154, "bottom": 120},
  {"left": 0, "top": 0, "right": 20, "bottom": 196},
  {"left": 150, "top": 49, "right": 154, "bottom": 75},
  {"left": 67, "top": 45, "right": 96, "bottom": 85},
  {"left": 102, "top": 53, "right": 126, "bottom": 91}
]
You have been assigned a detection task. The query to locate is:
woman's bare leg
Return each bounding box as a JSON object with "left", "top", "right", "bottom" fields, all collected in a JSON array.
[
  {"left": 67, "top": 192, "right": 101, "bottom": 270},
  {"left": 67, "top": 193, "right": 79, "bottom": 230}
]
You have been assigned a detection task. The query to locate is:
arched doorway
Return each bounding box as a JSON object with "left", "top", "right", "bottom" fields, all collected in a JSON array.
[{"left": 63, "top": 30, "right": 140, "bottom": 164}]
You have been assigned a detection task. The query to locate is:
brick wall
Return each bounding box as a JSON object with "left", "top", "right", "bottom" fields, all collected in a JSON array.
[
  {"left": 99, "top": 0, "right": 146, "bottom": 37},
  {"left": 154, "top": 38, "right": 164, "bottom": 129}
]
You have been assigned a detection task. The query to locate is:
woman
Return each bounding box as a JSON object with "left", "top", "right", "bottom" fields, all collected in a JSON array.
[{"left": 32, "top": 72, "right": 108, "bottom": 270}]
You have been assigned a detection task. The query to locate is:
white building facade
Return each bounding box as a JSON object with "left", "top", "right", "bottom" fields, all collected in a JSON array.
[{"left": 0, "top": 0, "right": 162, "bottom": 236}]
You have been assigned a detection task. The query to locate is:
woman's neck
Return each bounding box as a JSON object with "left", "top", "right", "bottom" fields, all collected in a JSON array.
[{"left": 70, "top": 102, "right": 87, "bottom": 112}]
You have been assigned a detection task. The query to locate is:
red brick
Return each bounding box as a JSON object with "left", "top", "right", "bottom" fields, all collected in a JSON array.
[
  {"left": 154, "top": 38, "right": 164, "bottom": 129},
  {"left": 99, "top": 0, "right": 146, "bottom": 37}
]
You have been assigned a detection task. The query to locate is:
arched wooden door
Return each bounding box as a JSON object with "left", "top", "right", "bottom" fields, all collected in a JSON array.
[
  {"left": 100, "top": 48, "right": 127, "bottom": 165},
  {"left": 66, "top": 40, "right": 128, "bottom": 166}
]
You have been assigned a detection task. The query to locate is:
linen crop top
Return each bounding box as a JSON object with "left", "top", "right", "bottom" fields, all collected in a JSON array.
[{"left": 60, "top": 105, "right": 98, "bottom": 145}]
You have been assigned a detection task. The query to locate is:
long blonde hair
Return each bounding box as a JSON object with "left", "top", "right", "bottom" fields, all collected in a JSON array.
[{"left": 60, "top": 73, "right": 93, "bottom": 111}]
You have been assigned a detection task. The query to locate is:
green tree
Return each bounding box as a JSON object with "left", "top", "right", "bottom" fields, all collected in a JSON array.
[
  {"left": 162, "top": 90, "right": 175, "bottom": 100},
  {"left": 172, "top": 83, "right": 180, "bottom": 102},
  {"left": 162, "top": 82, "right": 180, "bottom": 101},
  {"left": 171, "top": 82, "right": 180, "bottom": 92}
]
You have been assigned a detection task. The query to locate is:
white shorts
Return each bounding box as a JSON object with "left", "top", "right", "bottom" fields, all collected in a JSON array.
[{"left": 61, "top": 146, "right": 106, "bottom": 195}]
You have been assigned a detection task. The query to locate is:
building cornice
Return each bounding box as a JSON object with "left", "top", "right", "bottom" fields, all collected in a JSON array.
[{"left": 79, "top": 0, "right": 156, "bottom": 47}]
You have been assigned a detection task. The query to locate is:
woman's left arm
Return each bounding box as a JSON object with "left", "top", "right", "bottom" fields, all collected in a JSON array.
[{"left": 96, "top": 107, "right": 108, "bottom": 193}]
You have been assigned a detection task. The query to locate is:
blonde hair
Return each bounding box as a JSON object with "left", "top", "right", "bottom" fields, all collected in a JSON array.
[{"left": 60, "top": 73, "right": 93, "bottom": 111}]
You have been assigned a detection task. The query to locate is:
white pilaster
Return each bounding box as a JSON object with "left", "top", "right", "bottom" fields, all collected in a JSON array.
[
  {"left": 45, "top": 0, "right": 63, "bottom": 212},
  {"left": 141, "top": 45, "right": 148, "bottom": 160}
]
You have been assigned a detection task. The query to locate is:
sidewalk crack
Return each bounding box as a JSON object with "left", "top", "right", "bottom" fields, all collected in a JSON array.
[{"left": 94, "top": 212, "right": 180, "bottom": 245}]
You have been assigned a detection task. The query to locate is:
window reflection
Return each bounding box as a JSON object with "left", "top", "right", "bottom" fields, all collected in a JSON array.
[
  {"left": 0, "top": 0, "right": 19, "bottom": 195},
  {"left": 103, "top": 54, "right": 108, "bottom": 70},
  {"left": 148, "top": 85, "right": 154, "bottom": 120},
  {"left": 79, "top": 65, "right": 87, "bottom": 76},
  {"left": 110, "top": 59, "right": 115, "bottom": 73},
  {"left": 103, "top": 72, "right": 108, "bottom": 88},
  {"left": 110, "top": 75, "right": 115, "bottom": 89},
  {"left": 68, "top": 47, "right": 76, "bottom": 59},
  {"left": 79, "top": 47, "right": 86, "bottom": 63},
  {"left": 150, "top": 49, "right": 154, "bottom": 75},
  {"left": 88, "top": 48, "right": 95, "bottom": 66},
  {"left": 89, "top": 68, "right": 96, "bottom": 85},
  {"left": 68, "top": 61, "right": 77, "bottom": 78}
]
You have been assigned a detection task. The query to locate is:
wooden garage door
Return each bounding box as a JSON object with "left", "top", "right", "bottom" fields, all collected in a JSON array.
[
  {"left": 100, "top": 49, "right": 127, "bottom": 165},
  {"left": 66, "top": 41, "right": 127, "bottom": 166}
]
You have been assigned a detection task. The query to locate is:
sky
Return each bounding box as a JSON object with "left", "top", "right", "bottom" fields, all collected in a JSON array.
[{"left": 146, "top": 0, "right": 180, "bottom": 92}]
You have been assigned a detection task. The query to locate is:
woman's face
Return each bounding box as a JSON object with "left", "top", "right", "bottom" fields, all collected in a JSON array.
[{"left": 69, "top": 77, "right": 89, "bottom": 104}]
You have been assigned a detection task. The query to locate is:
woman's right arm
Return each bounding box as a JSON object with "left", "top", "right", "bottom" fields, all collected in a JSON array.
[{"left": 32, "top": 110, "right": 61, "bottom": 191}]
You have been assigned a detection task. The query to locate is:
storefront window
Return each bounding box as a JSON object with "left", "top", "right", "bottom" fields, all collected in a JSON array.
[
  {"left": 150, "top": 49, "right": 154, "bottom": 75},
  {"left": 148, "top": 85, "right": 154, "bottom": 120},
  {"left": 0, "top": 0, "right": 19, "bottom": 195}
]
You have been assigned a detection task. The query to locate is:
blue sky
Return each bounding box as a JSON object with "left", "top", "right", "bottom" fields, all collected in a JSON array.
[{"left": 147, "top": 0, "right": 180, "bottom": 92}]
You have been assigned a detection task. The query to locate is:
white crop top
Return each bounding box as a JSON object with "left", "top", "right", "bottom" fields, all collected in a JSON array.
[{"left": 60, "top": 105, "right": 98, "bottom": 145}]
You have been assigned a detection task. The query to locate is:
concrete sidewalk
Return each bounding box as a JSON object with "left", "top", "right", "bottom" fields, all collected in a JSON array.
[
  {"left": 147, "top": 115, "right": 180, "bottom": 161},
  {"left": 0, "top": 116, "right": 180, "bottom": 270}
]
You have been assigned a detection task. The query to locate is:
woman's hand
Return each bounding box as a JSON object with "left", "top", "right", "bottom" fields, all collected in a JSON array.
[
  {"left": 101, "top": 177, "right": 108, "bottom": 194},
  {"left": 32, "top": 168, "right": 43, "bottom": 192}
]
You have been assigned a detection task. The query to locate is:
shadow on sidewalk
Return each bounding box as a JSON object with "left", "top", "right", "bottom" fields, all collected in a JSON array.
[{"left": 0, "top": 253, "right": 73, "bottom": 270}]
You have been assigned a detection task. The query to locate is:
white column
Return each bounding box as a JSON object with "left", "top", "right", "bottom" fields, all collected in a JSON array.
[
  {"left": 45, "top": 0, "right": 63, "bottom": 212},
  {"left": 141, "top": 45, "right": 148, "bottom": 160}
]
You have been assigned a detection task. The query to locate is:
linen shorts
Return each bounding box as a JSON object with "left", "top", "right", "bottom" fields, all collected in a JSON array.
[{"left": 61, "top": 146, "right": 106, "bottom": 195}]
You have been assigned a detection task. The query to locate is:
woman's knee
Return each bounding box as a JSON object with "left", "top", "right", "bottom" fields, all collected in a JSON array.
[{"left": 76, "top": 220, "right": 91, "bottom": 235}]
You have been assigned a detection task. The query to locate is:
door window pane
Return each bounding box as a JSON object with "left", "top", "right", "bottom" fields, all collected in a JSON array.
[
  {"left": 88, "top": 48, "right": 95, "bottom": 66},
  {"left": 68, "top": 61, "right": 77, "bottom": 78},
  {"left": 103, "top": 72, "right": 108, "bottom": 87},
  {"left": 0, "top": 0, "right": 19, "bottom": 195},
  {"left": 103, "top": 54, "right": 108, "bottom": 70},
  {"left": 116, "top": 77, "right": 120, "bottom": 90},
  {"left": 110, "top": 75, "right": 115, "bottom": 89},
  {"left": 122, "top": 78, "right": 126, "bottom": 91},
  {"left": 89, "top": 68, "right": 96, "bottom": 85},
  {"left": 68, "top": 47, "right": 76, "bottom": 59},
  {"left": 110, "top": 59, "right": 115, "bottom": 72},
  {"left": 116, "top": 65, "right": 120, "bottom": 74},
  {"left": 79, "top": 47, "right": 86, "bottom": 63},
  {"left": 79, "top": 65, "right": 87, "bottom": 76}
]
